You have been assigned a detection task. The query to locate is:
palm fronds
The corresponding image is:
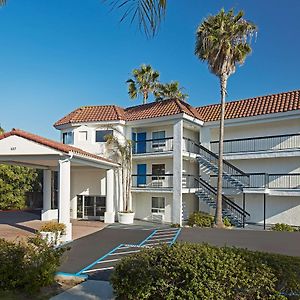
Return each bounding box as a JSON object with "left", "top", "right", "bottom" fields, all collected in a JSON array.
[{"left": 106, "top": 0, "right": 167, "bottom": 37}]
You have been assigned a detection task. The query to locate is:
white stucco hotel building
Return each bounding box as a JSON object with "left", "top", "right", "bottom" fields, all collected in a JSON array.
[{"left": 0, "top": 89, "right": 299, "bottom": 240}]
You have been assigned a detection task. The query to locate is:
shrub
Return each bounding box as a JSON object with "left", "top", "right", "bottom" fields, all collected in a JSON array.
[
  {"left": 111, "top": 243, "right": 287, "bottom": 300},
  {"left": 40, "top": 221, "right": 66, "bottom": 234},
  {"left": 187, "top": 212, "right": 214, "bottom": 227},
  {"left": 0, "top": 236, "right": 66, "bottom": 294},
  {"left": 223, "top": 216, "right": 232, "bottom": 227},
  {"left": 272, "top": 223, "right": 298, "bottom": 232}
]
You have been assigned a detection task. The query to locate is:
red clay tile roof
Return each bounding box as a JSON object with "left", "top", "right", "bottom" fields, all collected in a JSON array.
[
  {"left": 196, "top": 90, "right": 300, "bottom": 122},
  {"left": 0, "top": 129, "right": 116, "bottom": 165},
  {"left": 54, "top": 105, "right": 125, "bottom": 127},
  {"left": 125, "top": 98, "right": 203, "bottom": 121},
  {"left": 54, "top": 99, "right": 203, "bottom": 127},
  {"left": 54, "top": 90, "right": 300, "bottom": 126}
]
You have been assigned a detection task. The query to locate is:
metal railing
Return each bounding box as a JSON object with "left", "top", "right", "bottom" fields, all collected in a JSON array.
[
  {"left": 182, "top": 174, "right": 200, "bottom": 188},
  {"left": 211, "top": 133, "right": 300, "bottom": 154},
  {"left": 195, "top": 177, "right": 250, "bottom": 226},
  {"left": 210, "top": 173, "right": 300, "bottom": 189},
  {"left": 132, "top": 137, "right": 173, "bottom": 154},
  {"left": 132, "top": 174, "right": 173, "bottom": 188},
  {"left": 183, "top": 137, "right": 250, "bottom": 186}
]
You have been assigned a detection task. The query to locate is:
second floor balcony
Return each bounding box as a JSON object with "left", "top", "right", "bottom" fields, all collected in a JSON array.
[
  {"left": 132, "top": 174, "right": 173, "bottom": 189},
  {"left": 210, "top": 133, "right": 300, "bottom": 155},
  {"left": 132, "top": 137, "right": 173, "bottom": 155}
]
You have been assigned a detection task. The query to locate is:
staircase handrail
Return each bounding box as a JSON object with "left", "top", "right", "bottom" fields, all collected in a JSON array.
[
  {"left": 195, "top": 177, "right": 250, "bottom": 217},
  {"left": 183, "top": 137, "right": 249, "bottom": 179}
]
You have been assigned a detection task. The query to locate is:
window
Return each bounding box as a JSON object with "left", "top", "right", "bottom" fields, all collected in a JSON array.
[
  {"left": 95, "top": 130, "right": 113, "bottom": 142},
  {"left": 62, "top": 132, "right": 74, "bottom": 144},
  {"left": 152, "top": 164, "right": 165, "bottom": 183},
  {"left": 152, "top": 131, "right": 165, "bottom": 148},
  {"left": 78, "top": 131, "right": 88, "bottom": 142},
  {"left": 152, "top": 197, "right": 165, "bottom": 213},
  {"left": 152, "top": 164, "right": 165, "bottom": 176}
]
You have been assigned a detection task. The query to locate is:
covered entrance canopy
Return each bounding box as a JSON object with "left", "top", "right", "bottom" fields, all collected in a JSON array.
[{"left": 0, "top": 129, "right": 119, "bottom": 242}]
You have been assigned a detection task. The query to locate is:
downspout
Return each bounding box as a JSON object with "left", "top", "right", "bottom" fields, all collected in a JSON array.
[{"left": 60, "top": 151, "right": 74, "bottom": 164}]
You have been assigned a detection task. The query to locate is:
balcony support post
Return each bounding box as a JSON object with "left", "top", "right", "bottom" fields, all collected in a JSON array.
[
  {"left": 173, "top": 120, "right": 183, "bottom": 226},
  {"left": 263, "top": 193, "right": 266, "bottom": 230},
  {"left": 242, "top": 193, "right": 246, "bottom": 228}
]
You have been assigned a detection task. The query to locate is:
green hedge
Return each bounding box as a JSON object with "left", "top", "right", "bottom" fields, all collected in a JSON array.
[
  {"left": 187, "top": 212, "right": 232, "bottom": 228},
  {"left": 187, "top": 212, "right": 214, "bottom": 227},
  {"left": 111, "top": 243, "right": 300, "bottom": 299},
  {"left": 0, "top": 236, "right": 66, "bottom": 293},
  {"left": 272, "top": 223, "right": 299, "bottom": 232}
]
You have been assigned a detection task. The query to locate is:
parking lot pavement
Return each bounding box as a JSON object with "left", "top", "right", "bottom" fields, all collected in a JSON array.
[
  {"left": 178, "top": 227, "right": 300, "bottom": 257},
  {"left": 59, "top": 228, "right": 151, "bottom": 275}
]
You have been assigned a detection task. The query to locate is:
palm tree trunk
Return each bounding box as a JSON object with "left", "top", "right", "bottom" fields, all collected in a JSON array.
[
  {"left": 143, "top": 91, "right": 148, "bottom": 104},
  {"left": 215, "top": 74, "right": 227, "bottom": 228}
]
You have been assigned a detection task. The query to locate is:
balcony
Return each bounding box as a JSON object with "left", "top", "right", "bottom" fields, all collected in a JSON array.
[
  {"left": 131, "top": 174, "right": 173, "bottom": 189},
  {"left": 132, "top": 137, "right": 173, "bottom": 155},
  {"left": 210, "top": 173, "right": 300, "bottom": 190},
  {"left": 211, "top": 133, "right": 300, "bottom": 155}
]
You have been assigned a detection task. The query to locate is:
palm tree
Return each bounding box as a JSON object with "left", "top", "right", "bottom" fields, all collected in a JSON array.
[
  {"left": 155, "top": 81, "right": 188, "bottom": 102},
  {"left": 105, "top": 134, "right": 132, "bottom": 212},
  {"left": 127, "top": 64, "right": 160, "bottom": 104},
  {"left": 107, "top": 0, "right": 167, "bottom": 37},
  {"left": 195, "top": 9, "right": 257, "bottom": 227}
]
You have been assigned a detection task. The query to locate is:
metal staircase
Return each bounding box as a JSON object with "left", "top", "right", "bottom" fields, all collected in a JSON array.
[
  {"left": 196, "top": 143, "right": 250, "bottom": 192},
  {"left": 183, "top": 138, "right": 250, "bottom": 227},
  {"left": 195, "top": 177, "right": 250, "bottom": 227}
]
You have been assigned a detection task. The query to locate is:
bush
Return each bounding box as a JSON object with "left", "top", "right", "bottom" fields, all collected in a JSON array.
[
  {"left": 111, "top": 243, "right": 289, "bottom": 300},
  {"left": 40, "top": 221, "right": 66, "bottom": 234},
  {"left": 187, "top": 212, "right": 214, "bottom": 227},
  {"left": 223, "top": 216, "right": 232, "bottom": 227},
  {"left": 0, "top": 236, "right": 66, "bottom": 294},
  {"left": 272, "top": 223, "right": 298, "bottom": 232}
]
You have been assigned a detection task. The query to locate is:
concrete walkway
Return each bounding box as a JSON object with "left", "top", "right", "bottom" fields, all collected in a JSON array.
[{"left": 50, "top": 280, "right": 114, "bottom": 300}]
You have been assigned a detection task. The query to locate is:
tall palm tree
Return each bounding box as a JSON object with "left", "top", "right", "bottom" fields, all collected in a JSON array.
[
  {"left": 108, "top": 0, "right": 167, "bottom": 37},
  {"left": 155, "top": 81, "right": 188, "bottom": 102},
  {"left": 195, "top": 9, "right": 257, "bottom": 227},
  {"left": 127, "top": 64, "right": 160, "bottom": 104}
]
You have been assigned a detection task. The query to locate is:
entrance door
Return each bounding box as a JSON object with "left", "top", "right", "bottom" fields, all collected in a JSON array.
[
  {"left": 136, "top": 132, "right": 147, "bottom": 154},
  {"left": 137, "top": 164, "right": 147, "bottom": 186},
  {"left": 77, "top": 195, "right": 106, "bottom": 220}
]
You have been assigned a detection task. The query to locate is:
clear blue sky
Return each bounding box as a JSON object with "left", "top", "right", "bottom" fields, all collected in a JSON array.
[{"left": 0, "top": 0, "right": 299, "bottom": 139}]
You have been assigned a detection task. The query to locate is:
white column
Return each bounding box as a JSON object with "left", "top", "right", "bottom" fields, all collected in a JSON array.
[
  {"left": 41, "top": 170, "right": 53, "bottom": 221},
  {"left": 104, "top": 168, "right": 115, "bottom": 223},
  {"left": 58, "top": 159, "right": 72, "bottom": 242},
  {"left": 173, "top": 120, "right": 183, "bottom": 226}
]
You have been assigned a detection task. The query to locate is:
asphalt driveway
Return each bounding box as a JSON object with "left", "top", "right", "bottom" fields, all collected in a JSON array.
[{"left": 178, "top": 227, "right": 300, "bottom": 257}]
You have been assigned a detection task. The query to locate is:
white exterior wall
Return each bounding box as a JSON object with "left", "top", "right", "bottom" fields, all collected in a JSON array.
[
  {"left": 70, "top": 168, "right": 106, "bottom": 219},
  {"left": 235, "top": 194, "right": 300, "bottom": 226},
  {"left": 182, "top": 193, "right": 199, "bottom": 220},
  {"left": 132, "top": 192, "right": 173, "bottom": 223},
  {"left": 210, "top": 118, "right": 300, "bottom": 141}
]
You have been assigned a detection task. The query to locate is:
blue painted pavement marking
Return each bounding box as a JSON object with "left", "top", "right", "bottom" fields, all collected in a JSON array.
[{"left": 72, "top": 228, "right": 181, "bottom": 277}]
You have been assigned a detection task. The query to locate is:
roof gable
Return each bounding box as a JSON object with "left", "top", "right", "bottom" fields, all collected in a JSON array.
[{"left": 0, "top": 129, "right": 114, "bottom": 164}]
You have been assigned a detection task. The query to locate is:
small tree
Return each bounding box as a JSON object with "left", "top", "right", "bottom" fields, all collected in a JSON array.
[
  {"left": 155, "top": 81, "right": 188, "bottom": 102},
  {"left": 195, "top": 9, "right": 257, "bottom": 227},
  {"left": 127, "top": 64, "right": 160, "bottom": 104},
  {"left": 0, "top": 128, "right": 38, "bottom": 209},
  {"left": 105, "top": 134, "right": 132, "bottom": 212}
]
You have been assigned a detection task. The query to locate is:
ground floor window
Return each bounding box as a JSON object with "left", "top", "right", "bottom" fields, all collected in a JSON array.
[
  {"left": 151, "top": 197, "right": 165, "bottom": 214},
  {"left": 77, "top": 195, "right": 106, "bottom": 219}
]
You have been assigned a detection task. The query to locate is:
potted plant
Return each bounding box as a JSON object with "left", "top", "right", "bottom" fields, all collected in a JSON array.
[
  {"left": 106, "top": 134, "right": 135, "bottom": 224},
  {"left": 39, "top": 221, "right": 66, "bottom": 246}
]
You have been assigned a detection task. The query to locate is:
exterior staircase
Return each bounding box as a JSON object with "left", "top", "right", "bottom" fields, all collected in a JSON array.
[
  {"left": 195, "top": 177, "right": 250, "bottom": 227},
  {"left": 183, "top": 138, "right": 250, "bottom": 227}
]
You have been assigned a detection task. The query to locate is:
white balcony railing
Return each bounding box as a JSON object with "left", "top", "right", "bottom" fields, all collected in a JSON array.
[
  {"left": 211, "top": 133, "right": 300, "bottom": 154},
  {"left": 132, "top": 174, "right": 173, "bottom": 188}
]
